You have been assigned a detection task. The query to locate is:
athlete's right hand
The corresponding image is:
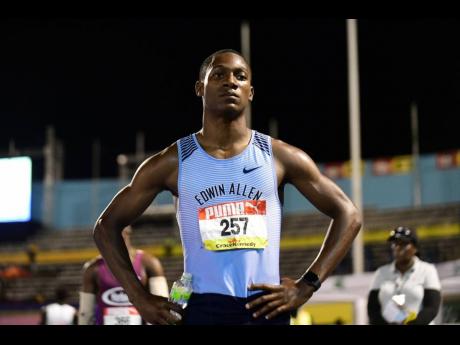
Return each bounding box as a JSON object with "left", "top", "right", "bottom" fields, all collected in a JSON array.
[{"left": 132, "top": 293, "right": 183, "bottom": 325}]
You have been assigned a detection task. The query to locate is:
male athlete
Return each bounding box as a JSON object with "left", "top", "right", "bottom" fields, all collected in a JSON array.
[{"left": 93, "top": 49, "right": 362, "bottom": 325}]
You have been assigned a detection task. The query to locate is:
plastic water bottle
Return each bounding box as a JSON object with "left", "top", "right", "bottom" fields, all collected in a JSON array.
[{"left": 169, "top": 272, "right": 193, "bottom": 320}]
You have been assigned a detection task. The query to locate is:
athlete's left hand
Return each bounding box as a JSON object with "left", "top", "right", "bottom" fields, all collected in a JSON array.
[{"left": 246, "top": 277, "right": 314, "bottom": 319}]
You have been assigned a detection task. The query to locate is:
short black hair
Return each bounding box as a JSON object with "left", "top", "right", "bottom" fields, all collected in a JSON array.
[{"left": 199, "top": 49, "right": 249, "bottom": 81}]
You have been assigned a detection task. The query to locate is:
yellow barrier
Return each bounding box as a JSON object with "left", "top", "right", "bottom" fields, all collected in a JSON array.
[{"left": 0, "top": 223, "right": 459, "bottom": 265}]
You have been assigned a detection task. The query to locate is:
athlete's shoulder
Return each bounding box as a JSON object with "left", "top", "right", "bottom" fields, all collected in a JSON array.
[
  {"left": 140, "top": 251, "right": 165, "bottom": 276},
  {"left": 271, "top": 137, "right": 314, "bottom": 164},
  {"left": 270, "top": 138, "right": 322, "bottom": 184},
  {"left": 137, "top": 249, "right": 157, "bottom": 263},
  {"left": 176, "top": 132, "right": 202, "bottom": 162},
  {"left": 251, "top": 130, "right": 272, "bottom": 155},
  {"left": 133, "top": 141, "right": 179, "bottom": 180},
  {"left": 143, "top": 141, "right": 179, "bottom": 166},
  {"left": 82, "top": 256, "right": 103, "bottom": 272},
  {"left": 270, "top": 137, "right": 296, "bottom": 154}
]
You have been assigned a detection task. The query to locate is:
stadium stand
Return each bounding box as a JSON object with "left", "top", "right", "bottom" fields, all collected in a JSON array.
[{"left": 0, "top": 203, "right": 459, "bottom": 306}]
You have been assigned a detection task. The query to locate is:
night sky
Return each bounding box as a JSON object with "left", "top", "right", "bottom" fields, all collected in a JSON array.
[{"left": 1, "top": 18, "right": 459, "bottom": 179}]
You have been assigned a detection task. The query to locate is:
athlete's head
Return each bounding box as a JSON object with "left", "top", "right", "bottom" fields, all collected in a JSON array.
[{"left": 195, "top": 49, "right": 254, "bottom": 119}]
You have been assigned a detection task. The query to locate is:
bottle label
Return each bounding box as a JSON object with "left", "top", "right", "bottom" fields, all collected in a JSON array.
[
  {"left": 198, "top": 200, "right": 268, "bottom": 251},
  {"left": 170, "top": 286, "right": 192, "bottom": 303}
]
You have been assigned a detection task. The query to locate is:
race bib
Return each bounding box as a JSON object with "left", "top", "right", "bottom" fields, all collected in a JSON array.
[
  {"left": 198, "top": 200, "right": 268, "bottom": 251},
  {"left": 103, "top": 307, "right": 142, "bottom": 325}
]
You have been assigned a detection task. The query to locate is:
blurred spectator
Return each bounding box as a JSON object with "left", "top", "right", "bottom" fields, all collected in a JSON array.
[
  {"left": 367, "top": 226, "right": 441, "bottom": 325},
  {"left": 26, "top": 243, "right": 39, "bottom": 274},
  {"left": 40, "top": 286, "right": 77, "bottom": 325}
]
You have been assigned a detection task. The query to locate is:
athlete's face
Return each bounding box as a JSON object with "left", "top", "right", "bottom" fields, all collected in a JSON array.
[{"left": 196, "top": 53, "right": 254, "bottom": 118}]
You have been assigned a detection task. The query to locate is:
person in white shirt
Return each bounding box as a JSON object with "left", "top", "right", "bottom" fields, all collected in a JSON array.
[
  {"left": 40, "top": 286, "right": 77, "bottom": 325},
  {"left": 367, "top": 226, "right": 441, "bottom": 325}
]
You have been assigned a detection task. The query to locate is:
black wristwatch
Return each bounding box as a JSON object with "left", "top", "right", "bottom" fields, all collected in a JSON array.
[{"left": 300, "top": 271, "right": 321, "bottom": 292}]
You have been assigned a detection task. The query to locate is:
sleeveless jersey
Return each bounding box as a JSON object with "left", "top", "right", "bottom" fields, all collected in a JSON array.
[
  {"left": 176, "top": 130, "right": 282, "bottom": 297},
  {"left": 95, "top": 250, "right": 145, "bottom": 325}
]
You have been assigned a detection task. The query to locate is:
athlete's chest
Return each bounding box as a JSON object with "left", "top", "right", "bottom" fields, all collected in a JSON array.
[
  {"left": 179, "top": 133, "right": 277, "bottom": 204},
  {"left": 182, "top": 163, "right": 273, "bottom": 205}
]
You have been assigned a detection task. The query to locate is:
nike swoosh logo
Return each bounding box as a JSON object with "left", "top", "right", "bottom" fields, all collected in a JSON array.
[{"left": 243, "top": 166, "right": 262, "bottom": 174}]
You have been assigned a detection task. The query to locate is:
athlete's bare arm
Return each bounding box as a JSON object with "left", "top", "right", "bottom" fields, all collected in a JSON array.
[
  {"left": 247, "top": 139, "right": 362, "bottom": 319},
  {"left": 81, "top": 259, "right": 99, "bottom": 294},
  {"left": 77, "top": 259, "right": 99, "bottom": 325},
  {"left": 142, "top": 253, "right": 169, "bottom": 297},
  {"left": 93, "top": 143, "right": 182, "bottom": 325},
  {"left": 142, "top": 253, "right": 166, "bottom": 277}
]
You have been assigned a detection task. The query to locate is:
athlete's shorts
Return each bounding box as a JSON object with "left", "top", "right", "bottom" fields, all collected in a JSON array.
[{"left": 183, "top": 292, "right": 290, "bottom": 325}]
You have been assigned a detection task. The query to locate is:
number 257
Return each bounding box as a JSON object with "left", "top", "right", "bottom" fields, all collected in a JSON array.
[{"left": 220, "top": 217, "right": 248, "bottom": 236}]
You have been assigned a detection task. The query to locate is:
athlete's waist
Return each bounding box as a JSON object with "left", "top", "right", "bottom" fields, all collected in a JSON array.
[
  {"left": 188, "top": 291, "right": 267, "bottom": 306},
  {"left": 189, "top": 270, "right": 280, "bottom": 298}
]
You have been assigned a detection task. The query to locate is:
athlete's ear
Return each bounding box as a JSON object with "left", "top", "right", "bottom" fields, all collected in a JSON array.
[
  {"left": 249, "top": 86, "right": 254, "bottom": 102},
  {"left": 195, "top": 80, "right": 204, "bottom": 97}
]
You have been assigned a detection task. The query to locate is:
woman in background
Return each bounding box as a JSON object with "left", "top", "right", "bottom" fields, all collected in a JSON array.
[{"left": 367, "top": 226, "right": 441, "bottom": 325}]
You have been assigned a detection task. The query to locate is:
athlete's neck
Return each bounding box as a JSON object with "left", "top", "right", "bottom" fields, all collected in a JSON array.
[{"left": 200, "top": 114, "right": 250, "bottom": 150}]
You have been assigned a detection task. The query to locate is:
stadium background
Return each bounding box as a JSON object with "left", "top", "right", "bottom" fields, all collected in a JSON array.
[{"left": 1, "top": 18, "right": 459, "bottom": 324}]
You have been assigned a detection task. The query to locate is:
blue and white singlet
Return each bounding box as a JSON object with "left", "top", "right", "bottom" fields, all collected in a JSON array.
[{"left": 176, "top": 130, "right": 282, "bottom": 297}]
